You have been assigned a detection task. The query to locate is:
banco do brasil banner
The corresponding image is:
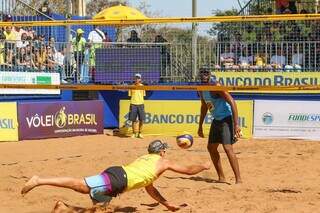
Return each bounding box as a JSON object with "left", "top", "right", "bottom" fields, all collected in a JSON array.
[
  {"left": 18, "top": 101, "right": 104, "bottom": 140},
  {"left": 214, "top": 71, "right": 320, "bottom": 93},
  {"left": 119, "top": 100, "right": 253, "bottom": 138},
  {"left": 0, "top": 102, "right": 18, "bottom": 141}
]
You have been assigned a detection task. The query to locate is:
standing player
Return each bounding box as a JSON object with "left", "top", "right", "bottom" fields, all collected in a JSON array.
[
  {"left": 21, "top": 140, "right": 211, "bottom": 212},
  {"left": 129, "top": 73, "right": 146, "bottom": 138},
  {"left": 197, "top": 67, "right": 242, "bottom": 184}
]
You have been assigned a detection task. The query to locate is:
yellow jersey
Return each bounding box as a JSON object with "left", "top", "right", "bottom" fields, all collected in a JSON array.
[
  {"left": 4, "top": 31, "right": 17, "bottom": 41},
  {"left": 129, "top": 83, "right": 145, "bottom": 105},
  {"left": 255, "top": 56, "right": 265, "bottom": 66},
  {"left": 122, "top": 154, "right": 160, "bottom": 191}
]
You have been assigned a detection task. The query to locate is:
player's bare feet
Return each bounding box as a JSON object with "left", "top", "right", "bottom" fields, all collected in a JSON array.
[
  {"left": 235, "top": 179, "right": 243, "bottom": 184},
  {"left": 21, "top": 175, "right": 39, "bottom": 196},
  {"left": 218, "top": 177, "right": 226, "bottom": 183}
]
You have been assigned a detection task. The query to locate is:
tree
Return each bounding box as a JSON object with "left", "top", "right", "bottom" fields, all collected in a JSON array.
[
  {"left": 207, "top": 8, "right": 240, "bottom": 39},
  {"left": 12, "top": 0, "right": 66, "bottom": 16}
]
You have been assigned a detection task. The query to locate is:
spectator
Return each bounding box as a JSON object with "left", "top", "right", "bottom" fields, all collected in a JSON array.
[
  {"left": 239, "top": 47, "right": 254, "bottom": 69},
  {"left": 25, "top": 27, "right": 36, "bottom": 39},
  {"left": 300, "top": 9, "right": 308, "bottom": 14},
  {"left": 39, "top": 0, "right": 52, "bottom": 16},
  {"left": 80, "top": 43, "right": 91, "bottom": 83},
  {"left": 155, "top": 35, "right": 170, "bottom": 75},
  {"left": 4, "top": 26, "right": 17, "bottom": 66},
  {"left": 254, "top": 52, "right": 266, "bottom": 69},
  {"left": 54, "top": 47, "right": 67, "bottom": 81},
  {"left": 15, "top": 47, "right": 27, "bottom": 70},
  {"left": 72, "top": 28, "right": 86, "bottom": 81},
  {"left": 3, "top": 14, "right": 12, "bottom": 22},
  {"left": 25, "top": 46, "right": 35, "bottom": 70},
  {"left": 46, "top": 45, "right": 56, "bottom": 71},
  {"left": 87, "top": 26, "right": 105, "bottom": 81},
  {"left": 103, "top": 31, "right": 112, "bottom": 43},
  {"left": 276, "top": 0, "right": 289, "bottom": 14},
  {"left": 0, "top": 31, "right": 6, "bottom": 66},
  {"left": 13, "top": 26, "right": 26, "bottom": 41},
  {"left": 4, "top": 26, "right": 17, "bottom": 41},
  {"left": 88, "top": 25, "right": 105, "bottom": 48},
  {"left": 32, "top": 35, "right": 41, "bottom": 49},
  {"left": 16, "top": 33, "right": 29, "bottom": 49},
  {"left": 220, "top": 45, "right": 235, "bottom": 69},
  {"left": 287, "top": 46, "right": 304, "bottom": 70},
  {"left": 48, "top": 36, "right": 57, "bottom": 53},
  {"left": 127, "top": 30, "right": 141, "bottom": 43},
  {"left": 37, "top": 44, "right": 47, "bottom": 70},
  {"left": 54, "top": 47, "right": 65, "bottom": 68},
  {"left": 288, "top": 1, "right": 298, "bottom": 14},
  {"left": 270, "top": 48, "right": 286, "bottom": 70},
  {"left": 39, "top": 34, "right": 46, "bottom": 46}
]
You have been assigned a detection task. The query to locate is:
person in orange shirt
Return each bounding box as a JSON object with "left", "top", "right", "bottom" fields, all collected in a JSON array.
[{"left": 21, "top": 140, "right": 211, "bottom": 212}]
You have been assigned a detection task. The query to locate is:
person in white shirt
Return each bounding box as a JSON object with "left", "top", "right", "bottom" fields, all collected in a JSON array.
[
  {"left": 13, "top": 26, "right": 26, "bottom": 41},
  {"left": 88, "top": 26, "right": 105, "bottom": 45},
  {"left": 16, "top": 33, "right": 29, "bottom": 49},
  {"left": 238, "top": 48, "right": 254, "bottom": 69},
  {"left": 270, "top": 49, "right": 286, "bottom": 70}
]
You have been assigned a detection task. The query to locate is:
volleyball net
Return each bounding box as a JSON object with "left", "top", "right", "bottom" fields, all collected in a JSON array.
[{"left": 0, "top": 13, "right": 320, "bottom": 92}]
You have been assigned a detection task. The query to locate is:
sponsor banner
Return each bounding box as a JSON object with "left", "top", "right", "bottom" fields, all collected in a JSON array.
[
  {"left": 119, "top": 100, "right": 253, "bottom": 138},
  {"left": 214, "top": 71, "right": 320, "bottom": 93},
  {"left": 0, "top": 72, "right": 60, "bottom": 95},
  {"left": 0, "top": 102, "right": 19, "bottom": 141},
  {"left": 18, "top": 101, "right": 103, "bottom": 140},
  {"left": 254, "top": 100, "right": 320, "bottom": 140}
]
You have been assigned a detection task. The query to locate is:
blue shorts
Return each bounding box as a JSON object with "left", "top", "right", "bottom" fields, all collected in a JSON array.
[{"left": 84, "top": 173, "right": 113, "bottom": 203}]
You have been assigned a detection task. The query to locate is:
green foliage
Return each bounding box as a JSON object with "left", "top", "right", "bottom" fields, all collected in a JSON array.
[{"left": 208, "top": 9, "right": 240, "bottom": 39}]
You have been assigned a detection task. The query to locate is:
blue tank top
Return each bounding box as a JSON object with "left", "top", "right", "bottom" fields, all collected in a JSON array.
[{"left": 201, "top": 91, "right": 232, "bottom": 120}]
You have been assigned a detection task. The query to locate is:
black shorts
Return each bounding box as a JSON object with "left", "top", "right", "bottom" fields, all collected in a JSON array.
[
  {"left": 103, "top": 166, "right": 128, "bottom": 197},
  {"left": 84, "top": 166, "right": 128, "bottom": 203},
  {"left": 129, "top": 104, "right": 145, "bottom": 122},
  {"left": 208, "top": 115, "right": 236, "bottom": 145}
]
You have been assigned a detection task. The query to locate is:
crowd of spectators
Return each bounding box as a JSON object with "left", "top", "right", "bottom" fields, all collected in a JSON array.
[
  {"left": 0, "top": 13, "right": 170, "bottom": 83},
  {"left": 216, "top": 1, "right": 320, "bottom": 71},
  {"left": 216, "top": 42, "right": 320, "bottom": 71}
]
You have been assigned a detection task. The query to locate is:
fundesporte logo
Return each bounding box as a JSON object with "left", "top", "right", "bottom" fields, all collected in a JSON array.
[{"left": 262, "top": 112, "right": 273, "bottom": 125}]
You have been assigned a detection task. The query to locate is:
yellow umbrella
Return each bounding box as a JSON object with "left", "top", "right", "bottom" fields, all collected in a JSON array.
[
  {"left": 93, "top": 5, "right": 148, "bottom": 41},
  {"left": 93, "top": 4, "right": 148, "bottom": 20}
]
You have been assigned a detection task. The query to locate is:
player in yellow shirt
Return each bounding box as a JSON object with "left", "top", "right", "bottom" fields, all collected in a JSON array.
[
  {"left": 21, "top": 140, "right": 211, "bottom": 212},
  {"left": 128, "top": 73, "right": 146, "bottom": 138}
]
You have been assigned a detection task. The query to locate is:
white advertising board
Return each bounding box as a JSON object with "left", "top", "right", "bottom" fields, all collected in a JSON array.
[
  {"left": 254, "top": 100, "right": 320, "bottom": 140},
  {"left": 0, "top": 72, "right": 60, "bottom": 95}
]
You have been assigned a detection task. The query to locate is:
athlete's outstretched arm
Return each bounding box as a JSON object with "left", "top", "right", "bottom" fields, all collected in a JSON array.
[
  {"left": 145, "top": 184, "right": 179, "bottom": 212},
  {"left": 166, "top": 160, "right": 211, "bottom": 175}
]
